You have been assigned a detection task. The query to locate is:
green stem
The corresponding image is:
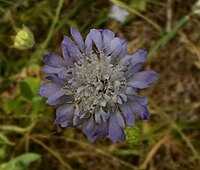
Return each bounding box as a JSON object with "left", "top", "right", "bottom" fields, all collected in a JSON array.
[
  {"left": 31, "top": 136, "right": 72, "bottom": 170},
  {"left": 29, "top": 0, "right": 65, "bottom": 64},
  {"left": 41, "top": 0, "right": 65, "bottom": 50},
  {"left": 148, "top": 15, "right": 189, "bottom": 58}
]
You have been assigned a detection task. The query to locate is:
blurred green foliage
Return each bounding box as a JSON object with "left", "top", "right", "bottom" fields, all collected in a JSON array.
[{"left": 0, "top": 153, "right": 40, "bottom": 170}]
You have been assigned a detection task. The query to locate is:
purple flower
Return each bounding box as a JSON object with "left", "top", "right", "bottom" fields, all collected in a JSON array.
[
  {"left": 38, "top": 27, "right": 158, "bottom": 143},
  {"left": 110, "top": 4, "right": 129, "bottom": 23}
]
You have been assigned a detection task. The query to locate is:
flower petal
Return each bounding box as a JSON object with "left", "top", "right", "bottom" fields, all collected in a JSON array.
[
  {"left": 118, "top": 41, "right": 128, "bottom": 59},
  {"left": 109, "top": 109, "right": 126, "bottom": 143},
  {"left": 131, "top": 101, "right": 150, "bottom": 119},
  {"left": 44, "top": 75, "right": 67, "bottom": 85},
  {"left": 85, "top": 34, "right": 93, "bottom": 57},
  {"left": 61, "top": 43, "right": 74, "bottom": 66},
  {"left": 42, "top": 53, "right": 67, "bottom": 68},
  {"left": 42, "top": 65, "right": 64, "bottom": 74},
  {"left": 129, "top": 49, "right": 147, "bottom": 66},
  {"left": 38, "top": 82, "right": 62, "bottom": 97},
  {"left": 100, "top": 108, "right": 109, "bottom": 121},
  {"left": 89, "top": 29, "right": 103, "bottom": 51},
  {"left": 102, "top": 29, "right": 115, "bottom": 49},
  {"left": 46, "top": 89, "right": 67, "bottom": 105},
  {"left": 54, "top": 104, "right": 74, "bottom": 126},
  {"left": 116, "top": 109, "right": 125, "bottom": 128},
  {"left": 119, "top": 101, "right": 135, "bottom": 126},
  {"left": 119, "top": 49, "right": 147, "bottom": 67},
  {"left": 93, "top": 120, "right": 109, "bottom": 139},
  {"left": 60, "top": 120, "right": 68, "bottom": 128},
  {"left": 128, "top": 70, "right": 158, "bottom": 89},
  {"left": 82, "top": 116, "right": 96, "bottom": 142},
  {"left": 118, "top": 55, "right": 131, "bottom": 66},
  {"left": 109, "top": 38, "right": 126, "bottom": 60},
  {"left": 56, "top": 103, "right": 74, "bottom": 118},
  {"left": 128, "top": 95, "right": 148, "bottom": 105},
  {"left": 58, "top": 71, "right": 71, "bottom": 80},
  {"left": 125, "top": 62, "right": 143, "bottom": 77},
  {"left": 47, "top": 95, "right": 73, "bottom": 106},
  {"left": 73, "top": 115, "right": 82, "bottom": 126},
  {"left": 70, "top": 27, "right": 85, "bottom": 52},
  {"left": 62, "top": 36, "right": 81, "bottom": 63},
  {"left": 122, "top": 86, "right": 137, "bottom": 95}
]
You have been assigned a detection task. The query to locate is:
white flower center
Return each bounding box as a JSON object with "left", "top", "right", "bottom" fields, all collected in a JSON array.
[{"left": 70, "top": 52, "right": 127, "bottom": 117}]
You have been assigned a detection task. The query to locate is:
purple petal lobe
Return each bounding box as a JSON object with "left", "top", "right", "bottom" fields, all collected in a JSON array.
[
  {"left": 42, "top": 65, "right": 64, "bottom": 74},
  {"left": 82, "top": 116, "right": 96, "bottom": 142},
  {"left": 62, "top": 36, "right": 81, "bottom": 62},
  {"left": 118, "top": 41, "right": 128, "bottom": 59},
  {"left": 109, "top": 38, "right": 125, "bottom": 59},
  {"left": 93, "top": 120, "right": 109, "bottom": 139},
  {"left": 119, "top": 55, "right": 131, "bottom": 66},
  {"left": 58, "top": 71, "right": 71, "bottom": 80},
  {"left": 44, "top": 75, "right": 67, "bottom": 85},
  {"left": 73, "top": 115, "right": 82, "bottom": 126},
  {"left": 128, "top": 70, "right": 158, "bottom": 89},
  {"left": 85, "top": 34, "right": 93, "bottom": 56},
  {"left": 102, "top": 29, "right": 115, "bottom": 49},
  {"left": 89, "top": 29, "right": 103, "bottom": 51},
  {"left": 48, "top": 95, "right": 73, "bottom": 106},
  {"left": 125, "top": 62, "right": 143, "bottom": 77},
  {"left": 56, "top": 104, "right": 74, "bottom": 118},
  {"left": 119, "top": 49, "right": 147, "bottom": 67},
  {"left": 119, "top": 101, "right": 135, "bottom": 126},
  {"left": 70, "top": 27, "right": 85, "bottom": 52},
  {"left": 100, "top": 108, "right": 109, "bottom": 121},
  {"left": 60, "top": 120, "right": 68, "bottom": 127},
  {"left": 38, "top": 83, "right": 62, "bottom": 97},
  {"left": 129, "top": 49, "right": 147, "bottom": 66},
  {"left": 116, "top": 109, "right": 125, "bottom": 128},
  {"left": 54, "top": 104, "right": 74, "bottom": 126},
  {"left": 43, "top": 53, "right": 67, "bottom": 68},
  {"left": 46, "top": 89, "right": 67, "bottom": 105},
  {"left": 128, "top": 95, "right": 148, "bottom": 105},
  {"left": 122, "top": 86, "right": 137, "bottom": 95},
  {"left": 131, "top": 101, "right": 150, "bottom": 119},
  {"left": 61, "top": 43, "right": 74, "bottom": 66},
  {"left": 109, "top": 109, "right": 126, "bottom": 143}
]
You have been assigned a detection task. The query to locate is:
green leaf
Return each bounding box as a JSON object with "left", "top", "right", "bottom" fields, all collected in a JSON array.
[
  {"left": 3, "top": 99, "right": 23, "bottom": 115},
  {"left": 0, "top": 153, "right": 41, "bottom": 170},
  {"left": 20, "top": 81, "right": 34, "bottom": 100},
  {"left": 31, "top": 97, "right": 45, "bottom": 115},
  {"left": 23, "top": 77, "right": 40, "bottom": 96}
]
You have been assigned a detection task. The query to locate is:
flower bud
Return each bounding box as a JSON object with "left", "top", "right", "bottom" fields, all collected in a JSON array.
[
  {"left": 12, "top": 25, "right": 35, "bottom": 50},
  {"left": 125, "top": 126, "right": 140, "bottom": 146}
]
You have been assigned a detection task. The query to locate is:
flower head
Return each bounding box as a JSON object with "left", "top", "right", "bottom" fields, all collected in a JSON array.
[
  {"left": 38, "top": 27, "right": 158, "bottom": 143},
  {"left": 110, "top": 4, "right": 129, "bottom": 23}
]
